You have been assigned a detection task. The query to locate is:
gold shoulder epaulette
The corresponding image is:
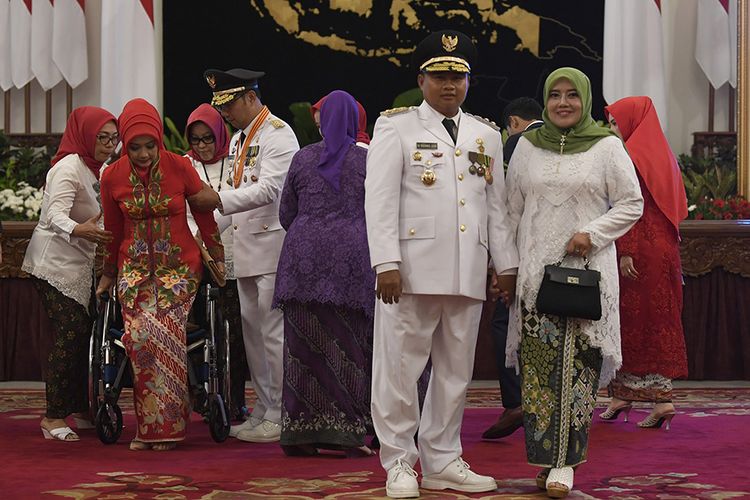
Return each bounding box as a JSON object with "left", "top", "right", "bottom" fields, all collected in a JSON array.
[
  {"left": 269, "top": 118, "right": 285, "bottom": 129},
  {"left": 380, "top": 106, "right": 416, "bottom": 117},
  {"left": 466, "top": 113, "right": 500, "bottom": 131}
]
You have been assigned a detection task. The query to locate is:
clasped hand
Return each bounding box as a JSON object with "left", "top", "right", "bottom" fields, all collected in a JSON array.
[
  {"left": 488, "top": 269, "right": 516, "bottom": 306},
  {"left": 565, "top": 232, "right": 592, "bottom": 258}
]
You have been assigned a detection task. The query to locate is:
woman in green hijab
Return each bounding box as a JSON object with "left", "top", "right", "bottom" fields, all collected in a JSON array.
[{"left": 504, "top": 67, "right": 643, "bottom": 498}]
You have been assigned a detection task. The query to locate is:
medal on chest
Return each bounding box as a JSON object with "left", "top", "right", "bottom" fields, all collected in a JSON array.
[{"left": 421, "top": 169, "right": 436, "bottom": 186}]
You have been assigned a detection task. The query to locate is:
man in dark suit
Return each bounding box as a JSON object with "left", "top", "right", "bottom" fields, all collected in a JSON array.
[
  {"left": 501, "top": 97, "right": 544, "bottom": 164},
  {"left": 482, "top": 97, "right": 542, "bottom": 440}
]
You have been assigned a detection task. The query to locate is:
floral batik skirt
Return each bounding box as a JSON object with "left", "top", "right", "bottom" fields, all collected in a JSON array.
[
  {"left": 280, "top": 300, "right": 373, "bottom": 450},
  {"left": 609, "top": 372, "right": 674, "bottom": 403},
  {"left": 119, "top": 279, "right": 196, "bottom": 443},
  {"left": 520, "top": 305, "right": 603, "bottom": 468}
]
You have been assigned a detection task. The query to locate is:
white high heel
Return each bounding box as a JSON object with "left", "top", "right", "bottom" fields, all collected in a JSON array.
[{"left": 546, "top": 467, "right": 574, "bottom": 498}]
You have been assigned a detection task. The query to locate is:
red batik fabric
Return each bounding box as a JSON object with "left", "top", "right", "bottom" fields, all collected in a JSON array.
[{"left": 616, "top": 177, "right": 688, "bottom": 379}]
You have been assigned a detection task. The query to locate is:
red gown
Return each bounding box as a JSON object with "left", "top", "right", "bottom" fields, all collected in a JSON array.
[
  {"left": 616, "top": 176, "right": 688, "bottom": 379},
  {"left": 101, "top": 151, "right": 223, "bottom": 442}
]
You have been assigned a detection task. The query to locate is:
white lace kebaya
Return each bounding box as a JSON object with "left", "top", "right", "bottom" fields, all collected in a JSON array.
[{"left": 504, "top": 135, "right": 643, "bottom": 386}]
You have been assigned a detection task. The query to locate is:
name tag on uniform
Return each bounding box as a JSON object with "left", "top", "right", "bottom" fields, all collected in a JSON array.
[{"left": 416, "top": 142, "right": 438, "bottom": 150}]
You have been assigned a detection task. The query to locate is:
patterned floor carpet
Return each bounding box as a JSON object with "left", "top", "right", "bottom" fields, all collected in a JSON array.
[{"left": 2, "top": 386, "right": 749, "bottom": 498}]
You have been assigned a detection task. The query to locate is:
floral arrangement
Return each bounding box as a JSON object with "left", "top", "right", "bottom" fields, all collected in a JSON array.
[
  {"left": 0, "top": 181, "right": 44, "bottom": 220},
  {"left": 0, "top": 131, "right": 53, "bottom": 221},
  {"left": 688, "top": 195, "right": 750, "bottom": 220}
]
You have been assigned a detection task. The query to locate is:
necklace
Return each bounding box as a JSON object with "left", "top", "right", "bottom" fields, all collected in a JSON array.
[{"left": 200, "top": 158, "right": 225, "bottom": 192}]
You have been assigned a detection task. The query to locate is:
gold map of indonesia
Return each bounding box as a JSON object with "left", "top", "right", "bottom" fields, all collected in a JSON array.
[{"left": 248, "top": 0, "right": 602, "bottom": 65}]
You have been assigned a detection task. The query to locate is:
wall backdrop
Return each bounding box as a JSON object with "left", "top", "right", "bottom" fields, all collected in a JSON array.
[{"left": 163, "top": 0, "right": 606, "bottom": 134}]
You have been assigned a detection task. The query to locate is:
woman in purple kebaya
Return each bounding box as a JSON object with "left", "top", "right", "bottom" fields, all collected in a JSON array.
[{"left": 273, "top": 90, "right": 375, "bottom": 458}]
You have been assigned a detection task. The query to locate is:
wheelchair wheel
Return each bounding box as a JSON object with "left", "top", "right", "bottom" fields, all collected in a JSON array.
[
  {"left": 96, "top": 402, "right": 123, "bottom": 444},
  {"left": 208, "top": 394, "right": 230, "bottom": 443},
  {"left": 220, "top": 319, "right": 231, "bottom": 412},
  {"left": 88, "top": 329, "right": 102, "bottom": 421}
]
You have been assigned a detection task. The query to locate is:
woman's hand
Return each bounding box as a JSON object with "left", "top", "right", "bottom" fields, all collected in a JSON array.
[
  {"left": 619, "top": 256, "right": 639, "bottom": 279},
  {"left": 96, "top": 275, "right": 114, "bottom": 298},
  {"left": 72, "top": 213, "right": 113, "bottom": 245},
  {"left": 565, "top": 232, "right": 592, "bottom": 258},
  {"left": 376, "top": 270, "right": 402, "bottom": 304}
]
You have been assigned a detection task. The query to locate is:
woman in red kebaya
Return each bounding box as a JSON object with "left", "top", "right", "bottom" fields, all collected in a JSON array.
[
  {"left": 97, "top": 98, "right": 224, "bottom": 450},
  {"left": 601, "top": 96, "right": 688, "bottom": 430}
]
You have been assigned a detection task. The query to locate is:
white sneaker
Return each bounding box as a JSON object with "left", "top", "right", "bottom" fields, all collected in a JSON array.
[
  {"left": 386, "top": 459, "right": 419, "bottom": 498},
  {"left": 421, "top": 457, "right": 497, "bottom": 493},
  {"left": 236, "top": 419, "right": 281, "bottom": 443},
  {"left": 229, "top": 416, "right": 261, "bottom": 438}
]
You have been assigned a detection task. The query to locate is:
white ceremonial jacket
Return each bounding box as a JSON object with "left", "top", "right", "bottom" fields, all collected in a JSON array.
[
  {"left": 365, "top": 101, "right": 519, "bottom": 301},
  {"left": 217, "top": 110, "right": 299, "bottom": 278},
  {"left": 22, "top": 154, "right": 101, "bottom": 307}
]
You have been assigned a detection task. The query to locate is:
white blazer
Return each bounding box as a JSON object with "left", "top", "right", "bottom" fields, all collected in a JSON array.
[
  {"left": 22, "top": 154, "right": 100, "bottom": 307},
  {"left": 217, "top": 110, "right": 299, "bottom": 278},
  {"left": 365, "top": 101, "right": 519, "bottom": 301}
]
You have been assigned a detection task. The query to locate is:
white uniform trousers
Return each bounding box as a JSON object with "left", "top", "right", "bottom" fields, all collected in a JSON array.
[
  {"left": 236, "top": 273, "right": 284, "bottom": 424},
  {"left": 371, "top": 293, "right": 483, "bottom": 475}
]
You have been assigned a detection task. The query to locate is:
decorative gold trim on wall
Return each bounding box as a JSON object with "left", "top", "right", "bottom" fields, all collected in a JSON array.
[{"left": 739, "top": 0, "right": 749, "bottom": 197}]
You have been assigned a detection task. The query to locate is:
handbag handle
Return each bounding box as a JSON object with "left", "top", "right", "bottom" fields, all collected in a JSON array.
[{"left": 553, "top": 252, "right": 590, "bottom": 270}]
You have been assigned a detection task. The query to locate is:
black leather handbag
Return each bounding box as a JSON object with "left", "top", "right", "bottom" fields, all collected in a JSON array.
[{"left": 536, "top": 255, "right": 602, "bottom": 320}]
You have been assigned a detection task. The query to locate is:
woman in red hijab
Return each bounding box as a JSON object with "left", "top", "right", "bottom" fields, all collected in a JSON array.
[
  {"left": 311, "top": 95, "right": 370, "bottom": 147},
  {"left": 183, "top": 103, "right": 249, "bottom": 420},
  {"left": 97, "top": 98, "right": 224, "bottom": 450},
  {"left": 22, "top": 106, "right": 117, "bottom": 441},
  {"left": 600, "top": 96, "right": 688, "bottom": 429}
]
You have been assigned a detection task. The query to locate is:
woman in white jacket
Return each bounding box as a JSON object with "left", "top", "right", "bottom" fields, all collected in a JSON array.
[{"left": 22, "top": 106, "right": 117, "bottom": 441}]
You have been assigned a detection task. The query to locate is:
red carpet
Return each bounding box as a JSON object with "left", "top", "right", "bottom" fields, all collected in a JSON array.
[{"left": 1, "top": 387, "right": 749, "bottom": 498}]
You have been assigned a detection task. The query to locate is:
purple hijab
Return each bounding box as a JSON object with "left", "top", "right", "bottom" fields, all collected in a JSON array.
[{"left": 317, "top": 90, "right": 358, "bottom": 191}]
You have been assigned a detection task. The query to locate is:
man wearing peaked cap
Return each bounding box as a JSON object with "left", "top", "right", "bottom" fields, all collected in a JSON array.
[
  {"left": 365, "top": 30, "right": 519, "bottom": 498},
  {"left": 188, "top": 67, "right": 299, "bottom": 444},
  {"left": 410, "top": 29, "right": 478, "bottom": 74},
  {"left": 204, "top": 68, "right": 265, "bottom": 107}
]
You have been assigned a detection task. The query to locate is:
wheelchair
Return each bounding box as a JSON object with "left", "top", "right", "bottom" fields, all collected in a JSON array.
[{"left": 88, "top": 282, "right": 232, "bottom": 444}]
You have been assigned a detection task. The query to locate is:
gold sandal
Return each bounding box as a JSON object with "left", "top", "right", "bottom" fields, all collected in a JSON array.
[
  {"left": 536, "top": 469, "right": 550, "bottom": 490},
  {"left": 152, "top": 442, "right": 177, "bottom": 451},
  {"left": 129, "top": 439, "right": 151, "bottom": 451}
]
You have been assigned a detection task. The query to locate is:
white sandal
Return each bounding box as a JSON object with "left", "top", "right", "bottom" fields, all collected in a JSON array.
[
  {"left": 41, "top": 426, "right": 79, "bottom": 441},
  {"left": 546, "top": 467, "right": 573, "bottom": 498}
]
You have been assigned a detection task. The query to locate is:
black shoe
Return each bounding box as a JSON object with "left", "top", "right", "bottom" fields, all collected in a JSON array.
[{"left": 482, "top": 407, "right": 523, "bottom": 439}]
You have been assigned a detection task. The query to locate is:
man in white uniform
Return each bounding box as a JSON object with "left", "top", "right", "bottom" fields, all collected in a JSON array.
[
  {"left": 365, "top": 31, "right": 519, "bottom": 498},
  {"left": 189, "top": 68, "right": 300, "bottom": 442}
]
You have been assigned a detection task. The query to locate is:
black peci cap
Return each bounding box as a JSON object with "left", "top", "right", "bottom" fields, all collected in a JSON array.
[
  {"left": 203, "top": 68, "right": 265, "bottom": 106},
  {"left": 411, "top": 30, "right": 477, "bottom": 74}
]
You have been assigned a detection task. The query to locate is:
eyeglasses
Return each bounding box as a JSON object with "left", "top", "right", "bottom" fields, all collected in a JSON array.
[
  {"left": 188, "top": 134, "right": 216, "bottom": 145},
  {"left": 96, "top": 134, "right": 119, "bottom": 146}
]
